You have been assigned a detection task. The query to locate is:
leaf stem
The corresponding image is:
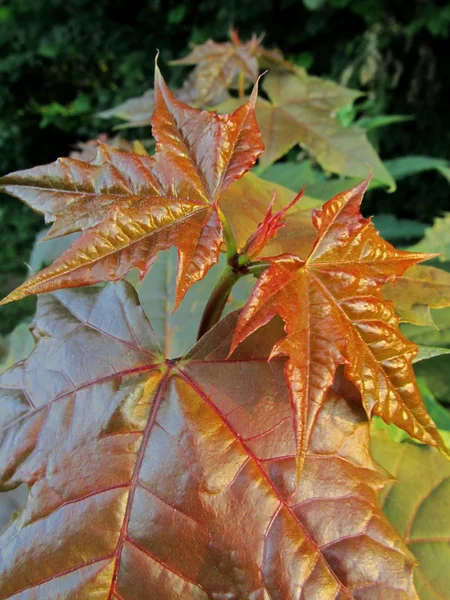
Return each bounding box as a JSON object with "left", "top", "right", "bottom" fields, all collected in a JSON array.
[
  {"left": 196, "top": 258, "right": 271, "bottom": 340},
  {"left": 218, "top": 208, "right": 238, "bottom": 261},
  {"left": 197, "top": 266, "right": 240, "bottom": 340},
  {"left": 197, "top": 210, "right": 271, "bottom": 340}
]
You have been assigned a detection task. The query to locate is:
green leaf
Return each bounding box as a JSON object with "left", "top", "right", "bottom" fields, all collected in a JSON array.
[
  {"left": 402, "top": 307, "right": 450, "bottom": 348},
  {"left": 414, "top": 355, "right": 450, "bottom": 408},
  {"left": 409, "top": 214, "right": 450, "bottom": 261},
  {"left": 415, "top": 345, "right": 450, "bottom": 363},
  {"left": 372, "top": 431, "right": 450, "bottom": 600},
  {"left": 385, "top": 156, "right": 450, "bottom": 181},
  {"left": 417, "top": 377, "right": 450, "bottom": 432},
  {"left": 356, "top": 114, "right": 414, "bottom": 131},
  {"left": 0, "top": 323, "right": 34, "bottom": 375}
]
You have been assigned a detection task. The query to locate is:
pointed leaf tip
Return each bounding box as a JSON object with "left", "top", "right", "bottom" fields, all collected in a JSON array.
[
  {"left": 242, "top": 187, "right": 304, "bottom": 259},
  {"left": 233, "top": 177, "right": 447, "bottom": 476}
]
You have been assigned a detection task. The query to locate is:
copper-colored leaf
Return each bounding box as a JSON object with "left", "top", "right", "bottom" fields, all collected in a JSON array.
[
  {"left": 171, "top": 34, "right": 260, "bottom": 105},
  {"left": 0, "top": 282, "right": 417, "bottom": 598},
  {"left": 245, "top": 70, "right": 393, "bottom": 187},
  {"left": 383, "top": 264, "right": 450, "bottom": 327},
  {"left": 232, "top": 177, "right": 447, "bottom": 474},
  {"left": 0, "top": 66, "right": 263, "bottom": 307}
]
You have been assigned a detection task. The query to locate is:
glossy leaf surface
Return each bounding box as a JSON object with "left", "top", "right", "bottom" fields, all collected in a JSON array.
[
  {"left": 232, "top": 178, "right": 447, "bottom": 471},
  {"left": 0, "top": 67, "right": 263, "bottom": 307},
  {"left": 372, "top": 431, "right": 450, "bottom": 600},
  {"left": 0, "top": 281, "right": 417, "bottom": 598}
]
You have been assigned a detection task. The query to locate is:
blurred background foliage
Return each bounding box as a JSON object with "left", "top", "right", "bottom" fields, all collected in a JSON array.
[{"left": 0, "top": 0, "right": 449, "bottom": 334}]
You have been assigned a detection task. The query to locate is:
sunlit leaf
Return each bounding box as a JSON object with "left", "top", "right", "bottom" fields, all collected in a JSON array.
[
  {"left": 0, "top": 282, "right": 417, "bottom": 598},
  {"left": 232, "top": 177, "right": 447, "bottom": 474},
  {"left": 0, "top": 66, "right": 263, "bottom": 308}
]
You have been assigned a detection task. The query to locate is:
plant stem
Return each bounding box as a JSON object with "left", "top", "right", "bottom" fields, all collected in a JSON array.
[
  {"left": 197, "top": 266, "right": 240, "bottom": 340},
  {"left": 218, "top": 208, "right": 237, "bottom": 261},
  {"left": 196, "top": 259, "right": 271, "bottom": 340}
]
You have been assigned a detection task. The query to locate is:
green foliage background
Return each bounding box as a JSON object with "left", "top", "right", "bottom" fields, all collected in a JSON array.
[{"left": 1, "top": 0, "right": 450, "bottom": 333}]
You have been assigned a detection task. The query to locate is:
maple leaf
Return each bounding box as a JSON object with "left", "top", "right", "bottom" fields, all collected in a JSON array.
[
  {"left": 372, "top": 430, "right": 450, "bottom": 600},
  {"left": 410, "top": 212, "right": 450, "bottom": 261},
  {"left": 171, "top": 32, "right": 260, "bottom": 105},
  {"left": 0, "top": 282, "right": 417, "bottom": 598},
  {"left": 231, "top": 177, "right": 448, "bottom": 476},
  {"left": 0, "top": 65, "right": 263, "bottom": 308},
  {"left": 383, "top": 264, "right": 450, "bottom": 327},
  {"left": 218, "top": 70, "right": 394, "bottom": 187}
]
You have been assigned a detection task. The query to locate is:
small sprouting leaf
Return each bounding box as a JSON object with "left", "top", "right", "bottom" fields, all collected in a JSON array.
[
  {"left": 372, "top": 430, "right": 450, "bottom": 600},
  {"left": 220, "top": 171, "right": 321, "bottom": 260},
  {"left": 0, "top": 65, "right": 263, "bottom": 308},
  {"left": 241, "top": 188, "right": 304, "bottom": 259},
  {"left": 232, "top": 177, "right": 447, "bottom": 475},
  {"left": 0, "top": 282, "right": 417, "bottom": 598}
]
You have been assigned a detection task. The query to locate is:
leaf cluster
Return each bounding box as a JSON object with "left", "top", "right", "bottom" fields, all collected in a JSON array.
[{"left": 0, "top": 33, "right": 450, "bottom": 599}]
